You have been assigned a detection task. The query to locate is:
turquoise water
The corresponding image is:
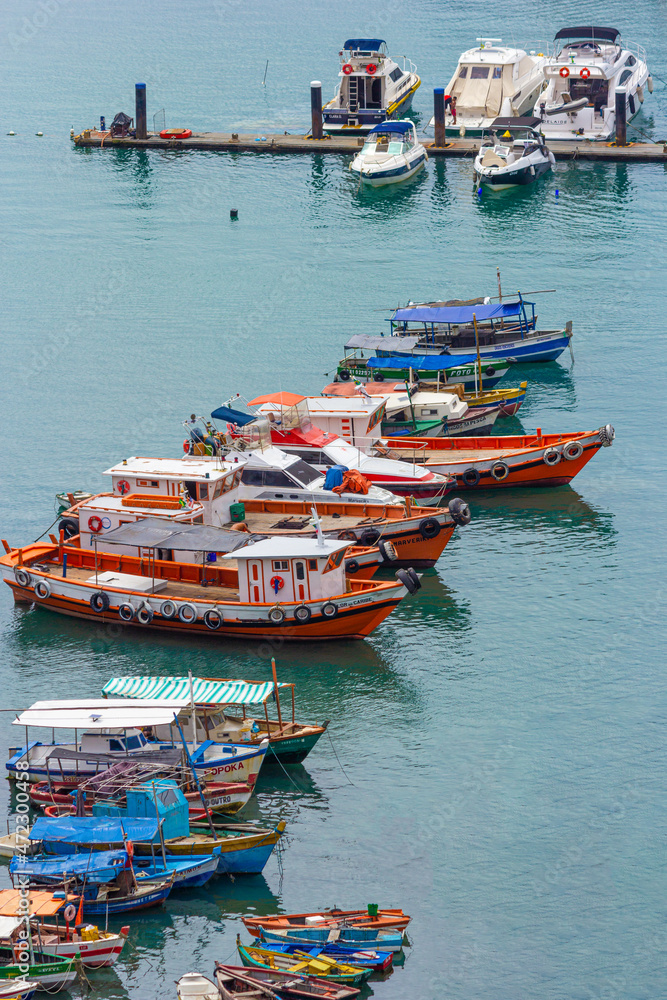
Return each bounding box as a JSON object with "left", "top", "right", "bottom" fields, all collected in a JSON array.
[{"left": 1, "top": 1, "right": 666, "bottom": 997}]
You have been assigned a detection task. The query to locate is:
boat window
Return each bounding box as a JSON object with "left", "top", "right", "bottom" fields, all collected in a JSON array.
[
  {"left": 309, "top": 559, "right": 317, "bottom": 570},
  {"left": 272, "top": 560, "right": 289, "bottom": 571},
  {"left": 387, "top": 141, "right": 403, "bottom": 154},
  {"left": 241, "top": 468, "right": 264, "bottom": 486},
  {"left": 618, "top": 69, "right": 633, "bottom": 85},
  {"left": 323, "top": 549, "right": 346, "bottom": 573},
  {"left": 420, "top": 409, "right": 439, "bottom": 416},
  {"left": 471, "top": 66, "right": 490, "bottom": 79},
  {"left": 295, "top": 562, "right": 305, "bottom": 580},
  {"left": 184, "top": 481, "right": 197, "bottom": 500},
  {"left": 626, "top": 55, "right": 636, "bottom": 67},
  {"left": 389, "top": 67, "right": 403, "bottom": 82},
  {"left": 362, "top": 141, "right": 376, "bottom": 153},
  {"left": 286, "top": 459, "right": 322, "bottom": 487},
  {"left": 493, "top": 67, "right": 502, "bottom": 79},
  {"left": 198, "top": 483, "right": 209, "bottom": 500},
  {"left": 137, "top": 479, "right": 159, "bottom": 488},
  {"left": 109, "top": 739, "right": 125, "bottom": 752},
  {"left": 458, "top": 67, "right": 468, "bottom": 78},
  {"left": 126, "top": 734, "right": 146, "bottom": 750},
  {"left": 262, "top": 470, "right": 295, "bottom": 488}
]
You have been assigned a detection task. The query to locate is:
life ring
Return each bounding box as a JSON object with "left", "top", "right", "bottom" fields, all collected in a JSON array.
[
  {"left": 159, "top": 128, "right": 192, "bottom": 139},
  {"left": 160, "top": 600, "right": 177, "bottom": 619},
  {"left": 64, "top": 904, "right": 77, "bottom": 923},
  {"left": 204, "top": 609, "right": 223, "bottom": 630},
  {"left": 346, "top": 559, "right": 360, "bottom": 574},
  {"left": 118, "top": 603, "right": 135, "bottom": 621},
  {"left": 178, "top": 603, "right": 198, "bottom": 624},
  {"left": 360, "top": 528, "right": 380, "bottom": 546},
  {"left": 580, "top": 67, "right": 591, "bottom": 79},
  {"left": 321, "top": 602, "right": 338, "bottom": 619},
  {"left": 183, "top": 440, "right": 190, "bottom": 453},
  {"left": 14, "top": 567, "right": 31, "bottom": 589},
  {"left": 448, "top": 497, "right": 471, "bottom": 526},
  {"left": 88, "top": 515, "right": 103, "bottom": 533},
  {"left": 35, "top": 579, "right": 52, "bottom": 600},
  {"left": 136, "top": 604, "right": 154, "bottom": 625},
  {"left": 419, "top": 517, "right": 440, "bottom": 540},
  {"left": 339, "top": 369, "right": 352, "bottom": 381},
  {"left": 559, "top": 66, "right": 570, "bottom": 78},
  {"left": 294, "top": 604, "right": 311, "bottom": 623},
  {"left": 462, "top": 468, "right": 481, "bottom": 487},
  {"left": 366, "top": 63, "right": 377, "bottom": 75},
  {"left": 117, "top": 480, "right": 131, "bottom": 496},
  {"left": 90, "top": 591, "right": 110, "bottom": 613},
  {"left": 270, "top": 576, "right": 285, "bottom": 594},
  {"left": 563, "top": 441, "right": 584, "bottom": 461},
  {"left": 378, "top": 539, "right": 398, "bottom": 563},
  {"left": 490, "top": 461, "right": 510, "bottom": 482},
  {"left": 395, "top": 568, "right": 419, "bottom": 595},
  {"left": 543, "top": 447, "right": 561, "bottom": 466},
  {"left": 268, "top": 606, "right": 286, "bottom": 624},
  {"left": 342, "top": 64, "right": 354, "bottom": 75}
]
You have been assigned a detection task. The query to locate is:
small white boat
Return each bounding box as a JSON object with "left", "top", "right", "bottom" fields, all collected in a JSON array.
[
  {"left": 428, "top": 38, "right": 546, "bottom": 137},
  {"left": 474, "top": 117, "right": 555, "bottom": 189},
  {"left": 323, "top": 38, "right": 420, "bottom": 134},
  {"left": 177, "top": 972, "right": 219, "bottom": 1000},
  {"left": 535, "top": 26, "right": 651, "bottom": 141},
  {"left": 350, "top": 120, "right": 427, "bottom": 187}
]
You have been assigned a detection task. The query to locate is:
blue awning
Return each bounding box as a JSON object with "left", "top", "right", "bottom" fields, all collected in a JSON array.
[
  {"left": 344, "top": 38, "right": 385, "bottom": 50},
  {"left": 368, "top": 122, "right": 413, "bottom": 136},
  {"left": 392, "top": 302, "right": 522, "bottom": 324},
  {"left": 10, "top": 850, "right": 127, "bottom": 884},
  {"left": 30, "top": 817, "right": 160, "bottom": 845},
  {"left": 210, "top": 405, "right": 254, "bottom": 425},
  {"left": 367, "top": 354, "right": 481, "bottom": 371}
]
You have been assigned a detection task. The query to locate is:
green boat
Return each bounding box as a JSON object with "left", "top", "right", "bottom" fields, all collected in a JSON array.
[
  {"left": 336, "top": 353, "right": 511, "bottom": 391},
  {"left": 0, "top": 944, "right": 77, "bottom": 991}
]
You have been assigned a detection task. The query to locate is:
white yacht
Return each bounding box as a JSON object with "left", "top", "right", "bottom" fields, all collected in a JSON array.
[
  {"left": 349, "top": 120, "right": 427, "bottom": 186},
  {"left": 428, "top": 38, "right": 546, "bottom": 136},
  {"left": 535, "top": 26, "right": 651, "bottom": 141},
  {"left": 474, "top": 117, "right": 555, "bottom": 189},
  {"left": 322, "top": 38, "right": 420, "bottom": 135}
]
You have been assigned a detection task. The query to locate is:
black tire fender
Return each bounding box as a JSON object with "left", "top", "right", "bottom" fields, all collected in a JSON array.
[
  {"left": 395, "top": 568, "right": 418, "bottom": 595},
  {"left": 90, "top": 591, "right": 110, "bottom": 613},
  {"left": 448, "top": 497, "right": 471, "bottom": 526},
  {"left": 419, "top": 517, "right": 440, "bottom": 540}
]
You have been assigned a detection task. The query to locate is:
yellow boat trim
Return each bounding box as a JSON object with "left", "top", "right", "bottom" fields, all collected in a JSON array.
[{"left": 387, "top": 78, "right": 421, "bottom": 115}]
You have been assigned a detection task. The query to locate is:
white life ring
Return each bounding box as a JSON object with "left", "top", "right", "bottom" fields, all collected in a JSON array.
[{"left": 64, "top": 904, "right": 77, "bottom": 923}]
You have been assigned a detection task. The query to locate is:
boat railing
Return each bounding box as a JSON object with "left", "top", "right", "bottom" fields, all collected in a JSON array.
[{"left": 401, "top": 56, "right": 418, "bottom": 76}]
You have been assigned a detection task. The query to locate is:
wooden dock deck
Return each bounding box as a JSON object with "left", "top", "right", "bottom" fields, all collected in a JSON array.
[{"left": 72, "top": 129, "right": 667, "bottom": 163}]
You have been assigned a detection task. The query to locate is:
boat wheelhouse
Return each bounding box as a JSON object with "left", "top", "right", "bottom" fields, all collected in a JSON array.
[
  {"left": 428, "top": 38, "right": 546, "bottom": 136},
  {"left": 323, "top": 39, "right": 420, "bottom": 135},
  {"left": 349, "top": 120, "right": 427, "bottom": 186},
  {"left": 536, "top": 26, "right": 651, "bottom": 141}
]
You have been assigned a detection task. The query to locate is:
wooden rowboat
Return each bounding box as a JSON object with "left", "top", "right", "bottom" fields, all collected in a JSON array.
[
  {"left": 237, "top": 937, "right": 371, "bottom": 986},
  {"left": 215, "top": 963, "right": 360, "bottom": 1000},
  {"left": 243, "top": 907, "right": 411, "bottom": 935}
]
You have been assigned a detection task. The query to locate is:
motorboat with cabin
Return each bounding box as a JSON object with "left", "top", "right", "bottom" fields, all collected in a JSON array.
[
  {"left": 322, "top": 39, "right": 420, "bottom": 135},
  {"left": 474, "top": 117, "right": 555, "bottom": 188},
  {"left": 336, "top": 341, "right": 512, "bottom": 391},
  {"left": 535, "top": 26, "right": 651, "bottom": 141},
  {"left": 428, "top": 38, "right": 546, "bottom": 136},
  {"left": 349, "top": 120, "right": 427, "bottom": 186}
]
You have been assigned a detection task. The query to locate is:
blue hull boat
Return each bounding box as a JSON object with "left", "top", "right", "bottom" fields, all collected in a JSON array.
[
  {"left": 133, "top": 851, "right": 220, "bottom": 888},
  {"left": 256, "top": 939, "right": 394, "bottom": 972},
  {"left": 81, "top": 878, "right": 174, "bottom": 915},
  {"left": 257, "top": 925, "right": 406, "bottom": 953}
]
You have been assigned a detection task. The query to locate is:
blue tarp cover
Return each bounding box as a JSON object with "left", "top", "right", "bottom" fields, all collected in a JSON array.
[
  {"left": 323, "top": 465, "right": 348, "bottom": 491},
  {"left": 367, "top": 354, "right": 481, "bottom": 371},
  {"left": 368, "top": 122, "right": 413, "bottom": 135},
  {"left": 392, "top": 302, "right": 522, "bottom": 324},
  {"left": 344, "top": 38, "right": 385, "bottom": 50},
  {"left": 30, "top": 816, "right": 159, "bottom": 844},
  {"left": 11, "top": 850, "right": 126, "bottom": 883},
  {"left": 210, "top": 405, "right": 255, "bottom": 425}
]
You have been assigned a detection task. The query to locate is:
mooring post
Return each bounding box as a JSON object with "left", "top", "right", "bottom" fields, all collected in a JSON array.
[
  {"left": 434, "top": 87, "right": 446, "bottom": 147},
  {"left": 615, "top": 88, "right": 627, "bottom": 147},
  {"left": 310, "top": 80, "right": 323, "bottom": 140},
  {"left": 135, "top": 82, "right": 147, "bottom": 139}
]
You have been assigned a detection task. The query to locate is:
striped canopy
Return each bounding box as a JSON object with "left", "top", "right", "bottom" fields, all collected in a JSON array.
[{"left": 102, "top": 676, "right": 285, "bottom": 706}]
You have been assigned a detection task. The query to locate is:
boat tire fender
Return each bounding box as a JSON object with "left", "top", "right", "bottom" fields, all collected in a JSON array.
[
  {"left": 339, "top": 369, "right": 351, "bottom": 381},
  {"left": 294, "top": 604, "right": 311, "bottom": 623},
  {"left": 321, "top": 602, "right": 338, "bottom": 619},
  {"left": 407, "top": 567, "right": 421, "bottom": 591},
  {"left": 58, "top": 517, "right": 79, "bottom": 539},
  {"left": 543, "top": 447, "right": 561, "bottom": 466},
  {"left": 378, "top": 539, "right": 398, "bottom": 563},
  {"left": 90, "top": 591, "right": 110, "bottom": 613},
  {"left": 136, "top": 604, "right": 154, "bottom": 625},
  {"left": 395, "top": 568, "right": 418, "bottom": 594},
  {"left": 268, "top": 606, "right": 286, "bottom": 624},
  {"left": 338, "top": 529, "right": 357, "bottom": 541},
  {"left": 178, "top": 603, "right": 198, "bottom": 624},
  {"left": 490, "top": 461, "right": 510, "bottom": 482},
  {"left": 118, "top": 603, "right": 135, "bottom": 622},
  {"left": 462, "top": 468, "right": 481, "bottom": 487},
  {"left": 599, "top": 424, "right": 615, "bottom": 447},
  {"left": 360, "top": 528, "right": 381, "bottom": 546},
  {"left": 563, "top": 441, "right": 584, "bottom": 461},
  {"left": 346, "top": 559, "right": 360, "bottom": 574},
  {"left": 419, "top": 517, "right": 440, "bottom": 539},
  {"left": 160, "top": 600, "right": 178, "bottom": 619},
  {"left": 448, "top": 497, "right": 471, "bottom": 526},
  {"left": 374, "top": 372, "right": 385, "bottom": 382},
  {"left": 34, "top": 579, "right": 52, "bottom": 599},
  {"left": 14, "top": 567, "right": 32, "bottom": 589},
  {"left": 204, "top": 609, "right": 223, "bottom": 630}
]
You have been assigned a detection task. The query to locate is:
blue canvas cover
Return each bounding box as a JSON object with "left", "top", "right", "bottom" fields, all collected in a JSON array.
[
  {"left": 210, "top": 405, "right": 255, "bottom": 425},
  {"left": 368, "top": 122, "right": 413, "bottom": 136},
  {"left": 367, "top": 354, "right": 481, "bottom": 371},
  {"left": 392, "top": 302, "right": 522, "bottom": 324},
  {"left": 11, "top": 849, "right": 127, "bottom": 884},
  {"left": 323, "top": 465, "right": 348, "bottom": 490},
  {"left": 30, "top": 816, "right": 160, "bottom": 845},
  {"left": 344, "top": 38, "right": 385, "bottom": 50}
]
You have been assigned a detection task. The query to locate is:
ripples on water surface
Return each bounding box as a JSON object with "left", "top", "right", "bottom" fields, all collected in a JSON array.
[{"left": 0, "top": 0, "right": 666, "bottom": 997}]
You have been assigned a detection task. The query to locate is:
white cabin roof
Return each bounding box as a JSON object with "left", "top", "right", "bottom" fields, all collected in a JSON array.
[
  {"left": 459, "top": 43, "right": 529, "bottom": 65},
  {"left": 14, "top": 698, "right": 190, "bottom": 729},
  {"left": 78, "top": 496, "right": 203, "bottom": 520},
  {"left": 104, "top": 457, "right": 231, "bottom": 482},
  {"left": 221, "top": 536, "right": 349, "bottom": 560},
  {"left": 305, "top": 397, "right": 384, "bottom": 417}
]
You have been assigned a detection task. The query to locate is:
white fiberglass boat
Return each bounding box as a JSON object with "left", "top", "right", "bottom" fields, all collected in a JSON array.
[
  {"left": 535, "top": 26, "right": 651, "bottom": 141},
  {"left": 350, "top": 120, "right": 427, "bottom": 187},
  {"left": 474, "top": 117, "right": 555, "bottom": 189},
  {"left": 428, "top": 38, "right": 546, "bottom": 137},
  {"left": 322, "top": 38, "right": 420, "bottom": 134}
]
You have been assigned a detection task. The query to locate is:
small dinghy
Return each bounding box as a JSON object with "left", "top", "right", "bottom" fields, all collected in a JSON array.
[
  {"left": 350, "top": 120, "right": 427, "bottom": 187},
  {"left": 176, "top": 972, "right": 219, "bottom": 1000},
  {"left": 474, "top": 117, "right": 555, "bottom": 189}
]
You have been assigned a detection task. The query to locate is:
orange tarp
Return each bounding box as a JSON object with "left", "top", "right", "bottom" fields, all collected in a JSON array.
[
  {"left": 248, "top": 392, "right": 305, "bottom": 406},
  {"left": 332, "top": 469, "right": 370, "bottom": 496},
  {"left": 0, "top": 889, "right": 76, "bottom": 917}
]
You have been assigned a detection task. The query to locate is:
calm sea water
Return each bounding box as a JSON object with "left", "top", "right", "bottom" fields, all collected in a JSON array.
[{"left": 1, "top": 1, "right": 666, "bottom": 998}]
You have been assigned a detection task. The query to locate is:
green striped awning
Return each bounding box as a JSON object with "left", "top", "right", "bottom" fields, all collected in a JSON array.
[{"left": 102, "top": 676, "right": 285, "bottom": 706}]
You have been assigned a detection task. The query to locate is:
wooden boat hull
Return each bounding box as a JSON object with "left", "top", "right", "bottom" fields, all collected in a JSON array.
[
  {"left": 137, "top": 822, "right": 286, "bottom": 875},
  {"left": 243, "top": 908, "right": 411, "bottom": 935},
  {"left": 80, "top": 878, "right": 173, "bottom": 915},
  {"left": 0, "top": 954, "right": 77, "bottom": 991},
  {"left": 257, "top": 941, "right": 393, "bottom": 972},
  {"left": 36, "top": 925, "right": 128, "bottom": 968},
  {"left": 385, "top": 426, "right": 614, "bottom": 489},
  {"left": 257, "top": 925, "right": 405, "bottom": 952},
  {"left": 216, "top": 963, "right": 360, "bottom": 1000},
  {"left": 238, "top": 941, "right": 371, "bottom": 986}
]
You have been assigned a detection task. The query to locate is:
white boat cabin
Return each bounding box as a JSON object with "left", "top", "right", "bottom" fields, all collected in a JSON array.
[
  {"left": 254, "top": 393, "right": 386, "bottom": 449},
  {"left": 224, "top": 536, "right": 350, "bottom": 604}
]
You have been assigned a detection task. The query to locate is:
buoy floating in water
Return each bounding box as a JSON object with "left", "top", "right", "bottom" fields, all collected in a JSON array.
[
  {"left": 36, "top": 131, "right": 43, "bottom": 136},
  {"left": 230, "top": 209, "right": 239, "bottom": 219},
  {"left": 8, "top": 131, "right": 15, "bottom": 136}
]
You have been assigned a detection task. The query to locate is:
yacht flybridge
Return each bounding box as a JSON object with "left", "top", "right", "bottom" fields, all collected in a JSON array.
[
  {"left": 428, "top": 38, "right": 546, "bottom": 136},
  {"left": 322, "top": 38, "right": 420, "bottom": 135},
  {"left": 536, "top": 26, "right": 651, "bottom": 141}
]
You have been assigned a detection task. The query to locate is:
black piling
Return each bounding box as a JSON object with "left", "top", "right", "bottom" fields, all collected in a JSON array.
[
  {"left": 135, "top": 82, "right": 147, "bottom": 140},
  {"left": 310, "top": 81, "right": 323, "bottom": 140},
  {"left": 615, "top": 88, "right": 627, "bottom": 147},
  {"left": 433, "top": 87, "right": 446, "bottom": 147}
]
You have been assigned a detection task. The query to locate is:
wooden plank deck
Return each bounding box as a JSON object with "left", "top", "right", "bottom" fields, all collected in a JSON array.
[{"left": 72, "top": 130, "right": 667, "bottom": 163}]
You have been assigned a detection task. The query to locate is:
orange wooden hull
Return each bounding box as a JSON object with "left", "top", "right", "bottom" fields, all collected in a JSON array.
[{"left": 243, "top": 908, "right": 411, "bottom": 934}]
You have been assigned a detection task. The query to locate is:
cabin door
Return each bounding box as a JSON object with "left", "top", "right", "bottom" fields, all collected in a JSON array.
[
  {"left": 293, "top": 560, "right": 310, "bottom": 602},
  {"left": 248, "top": 560, "right": 264, "bottom": 603}
]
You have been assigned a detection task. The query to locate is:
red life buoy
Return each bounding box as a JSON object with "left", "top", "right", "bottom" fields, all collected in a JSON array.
[
  {"left": 342, "top": 64, "right": 353, "bottom": 75},
  {"left": 183, "top": 439, "right": 190, "bottom": 452},
  {"left": 88, "top": 516, "right": 103, "bottom": 533},
  {"left": 270, "top": 576, "right": 285, "bottom": 594},
  {"left": 117, "top": 479, "right": 130, "bottom": 496},
  {"left": 580, "top": 67, "right": 591, "bottom": 79},
  {"left": 159, "top": 128, "right": 192, "bottom": 139},
  {"left": 559, "top": 66, "right": 570, "bottom": 78},
  {"left": 366, "top": 63, "right": 377, "bottom": 75}
]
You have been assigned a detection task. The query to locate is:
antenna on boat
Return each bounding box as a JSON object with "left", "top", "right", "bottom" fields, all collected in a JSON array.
[{"left": 311, "top": 506, "right": 325, "bottom": 547}]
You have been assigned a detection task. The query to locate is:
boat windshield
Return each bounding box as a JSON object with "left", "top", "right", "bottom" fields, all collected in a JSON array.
[
  {"left": 285, "top": 459, "right": 323, "bottom": 488},
  {"left": 232, "top": 417, "right": 272, "bottom": 452}
]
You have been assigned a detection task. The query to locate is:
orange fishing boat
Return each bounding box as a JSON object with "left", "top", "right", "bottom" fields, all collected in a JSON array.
[
  {"left": 383, "top": 424, "right": 614, "bottom": 488},
  {"left": 243, "top": 907, "right": 411, "bottom": 935}
]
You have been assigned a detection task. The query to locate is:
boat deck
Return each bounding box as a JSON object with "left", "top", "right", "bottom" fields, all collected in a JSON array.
[
  {"left": 391, "top": 447, "right": 517, "bottom": 462},
  {"left": 38, "top": 560, "right": 241, "bottom": 601},
  {"left": 236, "top": 512, "right": 387, "bottom": 534}
]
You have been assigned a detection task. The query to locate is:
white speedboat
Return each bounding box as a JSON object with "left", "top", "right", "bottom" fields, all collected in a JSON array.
[
  {"left": 350, "top": 120, "right": 427, "bottom": 186},
  {"left": 428, "top": 38, "right": 546, "bottom": 137},
  {"left": 474, "top": 117, "right": 555, "bottom": 189},
  {"left": 322, "top": 38, "right": 420, "bottom": 134},
  {"left": 535, "top": 26, "right": 651, "bottom": 140}
]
